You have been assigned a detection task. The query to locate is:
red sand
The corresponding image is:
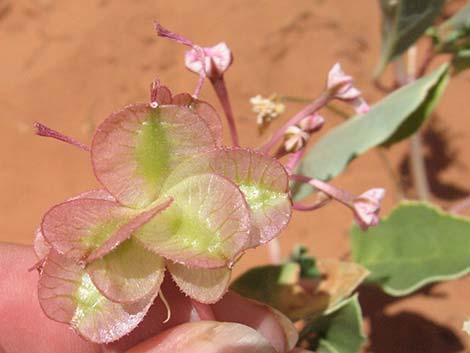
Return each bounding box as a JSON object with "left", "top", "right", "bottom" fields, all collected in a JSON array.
[{"left": 0, "top": 1, "right": 469, "bottom": 351}]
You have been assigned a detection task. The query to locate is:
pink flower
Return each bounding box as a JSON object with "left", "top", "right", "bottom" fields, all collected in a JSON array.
[
  {"left": 352, "top": 188, "right": 385, "bottom": 231},
  {"left": 185, "top": 42, "right": 233, "bottom": 79},
  {"left": 298, "top": 113, "right": 325, "bottom": 134},
  {"left": 284, "top": 126, "right": 310, "bottom": 153},
  {"left": 327, "top": 63, "right": 370, "bottom": 114}
]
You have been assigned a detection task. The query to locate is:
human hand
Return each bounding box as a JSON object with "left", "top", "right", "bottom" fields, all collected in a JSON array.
[{"left": 0, "top": 243, "right": 303, "bottom": 353}]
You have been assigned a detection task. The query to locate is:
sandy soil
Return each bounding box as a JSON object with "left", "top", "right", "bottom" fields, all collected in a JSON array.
[{"left": 0, "top": 0, "right": 469, "bottom": 352}]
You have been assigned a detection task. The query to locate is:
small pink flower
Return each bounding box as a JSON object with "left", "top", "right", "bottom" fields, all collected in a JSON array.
[
  {"left": 352, "top": 188, "right": 385, "bottom": 231},
  {"left": 185, "top": 42, "right": 233, "bottom": 78},
  {"left": 327, "top": 63, "right": 370, "bottom": 115},
  {"left": 298, "top": 113, "right": 325, "bottom": 134},
  {"left": 284, "top": 126, "right": 310, "bottom": 153}
]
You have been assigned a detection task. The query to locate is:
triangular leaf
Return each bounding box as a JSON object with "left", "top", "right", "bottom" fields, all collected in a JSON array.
[
  {"left": 376, "top": 0, "right": 445, "bottom": 76},
  {"left": 167, "top": 261, "right": 231, "bottom": 304},
  {"left": 165, "top": 147, "right": 291, "bottom": 246},
  {"left": 91, "top": 104, "right": 218, "bottom": 208},
  {"left": 134, "top": 173, "right": 251, "bottom": 268},
  {"left": 351, "top": 201, "right": 470, "bottom": 296},
  {"left": 300, "top": 295, "right": 366, "bottom": 353},
  {"left": 293, "top": 64, "right": 449, "bottom": 201}
]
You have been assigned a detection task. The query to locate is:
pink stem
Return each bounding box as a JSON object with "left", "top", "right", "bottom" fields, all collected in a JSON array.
[
  {"left": 293, "top": 197, "right": 331, "bottom": 211},
  {"left": 285, "top": 148, "right": 306, "bottom": 174},
  {"left": 290, "top": 174, "right": 355, "bottom": 207},
  {"left": 34, "top": 122, "right": 90, "bottom": 152},
  {"left": 155, "top": 23, "right": 206, "bottom": 98},
  {"left": 155, "top": 23, "right": 194, "bottom": 47},
  {"left": 191, "top": 300, "right": 216, "bottom": 321},
  {"left": 210, "top": 76, "right": 239, "bottom": 146},
  {"left": 259, "top": 92, "right": 330, "bottom": 154}
]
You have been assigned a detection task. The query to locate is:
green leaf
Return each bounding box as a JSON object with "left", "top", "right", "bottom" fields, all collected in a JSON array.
[
  {"left": 376, "top": 0, "right": 445, "bottom": 76},
  {"left": 290, "top": 246, "right": 321, "bottom": 279},
  {"left": 351, "top": 201, "right": 470, "bottom": 296},
  {"left": 433, "top": 4, "right": 470, "bottom": 73},
  {"left": 300, "top": 295, "right": 366, "bottom": 353},
  {"left": 289, "top": 245, "right": 321, "bottom": 279},
  {"left": 437, "top": 3, "right": 470, "bottom": 44},
  {"left": 293, "top": 64, "right": 449, "bottom": 201}
]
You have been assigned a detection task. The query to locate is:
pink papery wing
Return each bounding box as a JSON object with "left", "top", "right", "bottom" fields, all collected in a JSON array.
[
  {"left": 152, "top": 85, "right": 172, "bottom": 105},
  {"left": 41, "top": 198, "right": 134, "bottom": 261},
  {"left": 86, "top": 197, "right": 174, "bottom": 263},
  {"left": 167, "top": 261, "right": 231, "bottom": 304},
  {"left": 38, "top": 250, "right": 157, "bottom": 343},
  {"left": 34, "top": 228, "right": 51, "bottom": 260},
  {"left": 172, "top": 93, "right": 223, "bottom": 146},
  {"left": 134, "top": 173, "right": 251, "bottom": 268},
  {"left": 68, "top": 189, "right": 116, "bottom": 202},
  {"left": 91, "top": 104, "right": 218, "bottom": 209},
  {"left": 34, "top": 189, "right": 115, "bottom": 260},
  {"left": 86, "top": 239, "right": 165, "bottom": 304},
  {"left": 165, "top": 147, "right": 291, "bottom": 247}
]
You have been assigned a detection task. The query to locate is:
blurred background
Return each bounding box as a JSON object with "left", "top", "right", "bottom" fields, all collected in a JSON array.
[{"left": 0, "top": 0, "right": 469, "bottom": 352}]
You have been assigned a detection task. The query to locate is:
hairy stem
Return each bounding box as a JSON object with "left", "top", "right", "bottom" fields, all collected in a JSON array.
[{"left": 210, "top": 76, "right": 239, "bottom": 146}]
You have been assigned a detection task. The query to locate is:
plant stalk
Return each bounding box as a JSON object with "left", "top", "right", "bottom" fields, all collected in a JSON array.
[
  {"left": 210, "top": 76, "right": 240, "bottom": 146},
  {"left": 260, "top": 92, "right": 330, "bottom": 154},
  {"left": 395, "top": 49, "right": 431, "bottom": 201}
]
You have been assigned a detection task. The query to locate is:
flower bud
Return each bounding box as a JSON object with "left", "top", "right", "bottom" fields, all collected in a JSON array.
[
  {"left": 352, "top": 188, "right": 385, "bottom": 231},
  {"left": 327, "top": 63, "right": 370, "bottom": 115},
  {"left": 185, "top": 42, "right": 233, "bottom": 79},
  {"left": 298, "top": 113, "right": 325, "bottom": 134},
  {"left": 283, "top": 126, "right": 310, "bottom": 153}
]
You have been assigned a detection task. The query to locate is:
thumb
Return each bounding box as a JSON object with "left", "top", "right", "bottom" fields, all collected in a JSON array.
[{"left": 124, "top": 321, "right": 277, "bottom": 353}]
